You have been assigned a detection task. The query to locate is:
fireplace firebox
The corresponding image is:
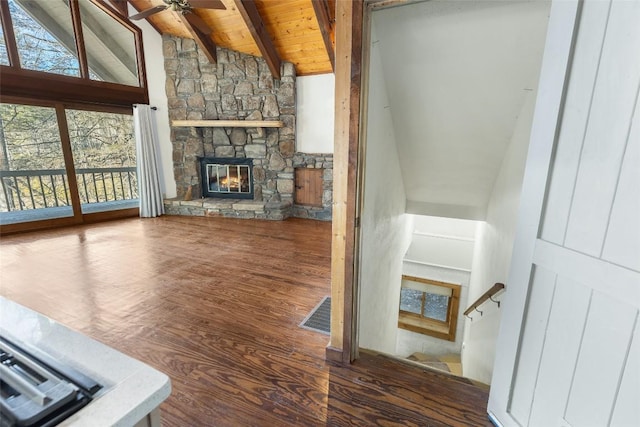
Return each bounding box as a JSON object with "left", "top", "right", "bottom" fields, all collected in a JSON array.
[{"left": 199, "top": 157, "right": 254, "bottom": 199}]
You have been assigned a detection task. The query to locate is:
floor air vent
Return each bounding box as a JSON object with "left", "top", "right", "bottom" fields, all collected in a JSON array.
[{"left": 300, "top": 296, "right": 331, "bottom": 335}]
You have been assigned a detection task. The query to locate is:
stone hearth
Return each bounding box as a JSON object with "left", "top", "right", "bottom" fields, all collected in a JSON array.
[{"left": 164, "top": 198, "right": 291, "bottom": 220}]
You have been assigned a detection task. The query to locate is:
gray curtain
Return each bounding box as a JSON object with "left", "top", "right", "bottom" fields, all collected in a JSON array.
[{"left": 133, "top": 104, "right": 164, "bottom": 217}]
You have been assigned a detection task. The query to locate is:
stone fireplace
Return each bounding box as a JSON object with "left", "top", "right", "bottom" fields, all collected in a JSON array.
[{"left": 162, "top": 36, "right": 333, "bottom": 221}]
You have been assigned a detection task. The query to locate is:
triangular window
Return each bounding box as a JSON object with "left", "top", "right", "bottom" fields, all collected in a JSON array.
[
  {"left": 9, "top": 0, "right": 81, "bottom": 77},
  {"left": 1, "top": 0, "right": 144, "bottom": 90},
  {"left": 78, "top": 0, "right": 139, "bottom": 86}
]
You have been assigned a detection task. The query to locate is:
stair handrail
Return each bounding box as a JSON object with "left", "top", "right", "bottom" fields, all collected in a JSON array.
[{"left": 463, "top": 282, "right": 505, "bottom": 318}]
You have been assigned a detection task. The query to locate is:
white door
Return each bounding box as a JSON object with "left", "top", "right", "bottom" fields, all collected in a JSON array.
[{"left": 488, "top": 0, "right": 640, "bottom": 426}]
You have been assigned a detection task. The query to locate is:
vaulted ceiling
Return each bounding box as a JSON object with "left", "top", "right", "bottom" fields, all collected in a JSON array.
[
  {"left": 122, "top": 0, "right": 335, "bottom": 77},
  {"left": 372, "top": 0, "right": 551, "bottom": 220}
]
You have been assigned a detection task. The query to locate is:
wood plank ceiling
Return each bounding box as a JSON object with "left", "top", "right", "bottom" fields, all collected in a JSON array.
[{"left": 124, "top": 0, "right": 336, "bottom": 76}]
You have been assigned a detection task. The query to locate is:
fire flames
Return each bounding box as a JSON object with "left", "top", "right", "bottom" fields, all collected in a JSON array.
[{"left": 219, "top": 176, "right": 240, "bottom": 189}]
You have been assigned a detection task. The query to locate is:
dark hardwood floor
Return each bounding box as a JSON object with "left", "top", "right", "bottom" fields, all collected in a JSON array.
[{"left": 0, "top": 216, "right": 489, "bottom": 426}]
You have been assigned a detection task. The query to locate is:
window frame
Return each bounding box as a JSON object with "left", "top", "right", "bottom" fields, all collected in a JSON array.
[
  {"left": 398, "top": 275, "right": 461, "bottom": 342},
  {"left": 0, "top": 95, "right": 137, "bottom": 235},
  {"left": 0, "top": 0, "right": 147, "bottom": 234},
  {"left": 0, "top": 0, "right": 148, "bottom": 107}
]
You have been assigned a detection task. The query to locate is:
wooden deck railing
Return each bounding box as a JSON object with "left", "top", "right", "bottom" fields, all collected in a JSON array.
[
  {"left": 0, "top": 167, "right": 137, "bottom": 212},
  {"left": 464, "top": 282, "right": 505, "bottom": 319}
]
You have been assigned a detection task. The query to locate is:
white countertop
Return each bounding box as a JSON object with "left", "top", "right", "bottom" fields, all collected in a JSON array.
[{"left": 0, "top": 297, "right": 171, "bottom": 427}]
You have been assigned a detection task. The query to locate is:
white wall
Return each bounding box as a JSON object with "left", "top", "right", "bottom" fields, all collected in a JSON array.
[
  {"left": 397, "top": 215, "right": 477, "bottom": 357},
  {"left": 132, "top": 7, "right": 176, "bottom": 198},
  {"left": 296, "top": 74, "right": 335, "bottom": 154},
  {"left": 358, "top": 23, "right": 412, "bottom": 354},
  {"left": 462, "top": 91, "right": 536, "bottom": 384},
  {"left": 405, "top": 234, "right": 475, "bottom": 272}
]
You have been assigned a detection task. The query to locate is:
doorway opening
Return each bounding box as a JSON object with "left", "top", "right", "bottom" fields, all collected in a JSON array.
[{"left": 356, "top": 0, "right": 551, "bottom": 386}]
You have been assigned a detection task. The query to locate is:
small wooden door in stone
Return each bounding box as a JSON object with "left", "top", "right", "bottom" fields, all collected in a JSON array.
[{"left": 295, "top": 168, "right": 323, "bottom": 207}]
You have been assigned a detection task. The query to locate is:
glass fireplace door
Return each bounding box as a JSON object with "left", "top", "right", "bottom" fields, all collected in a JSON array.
[
  {"left": 200, "top": 157, "right": 253, "bottom": 199},
  {"left": 207, "top": 164, "right": 251, "bottom": 194}
]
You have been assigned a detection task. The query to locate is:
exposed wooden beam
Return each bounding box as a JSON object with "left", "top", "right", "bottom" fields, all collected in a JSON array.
[
  {"left": 233, "top": 0, "right": 281, "bottom": 79},
  {"left": 311, "top": 0, "right": 335, "bottom": 72},
  {"left": 179, "top": 12, "right": 217, "bottom": 64}
]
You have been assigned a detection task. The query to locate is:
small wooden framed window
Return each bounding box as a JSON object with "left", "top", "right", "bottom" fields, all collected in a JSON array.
[{"left": 398, "top": 275, "right": 461, "bottom": 341}]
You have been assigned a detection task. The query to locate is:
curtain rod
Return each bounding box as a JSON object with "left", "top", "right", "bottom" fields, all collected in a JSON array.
[{"left": 133, "top": 105, "right": 157, "bottom": 110}]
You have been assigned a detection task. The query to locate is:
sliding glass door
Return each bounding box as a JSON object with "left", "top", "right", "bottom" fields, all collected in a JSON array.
[
  {"left": 0, "top": 100, "right": 137, "bottom": 229},
  {"left": 0, "top": 102, "right": 74, "bottom": 224},
  {"left": 66, "top": 108, "right": 137, "bottom": 214}
]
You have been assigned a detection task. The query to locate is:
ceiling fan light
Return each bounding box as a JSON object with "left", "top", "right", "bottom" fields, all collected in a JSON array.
[{"left": 171, "top": 3, "right": 179, "bottom": 11}]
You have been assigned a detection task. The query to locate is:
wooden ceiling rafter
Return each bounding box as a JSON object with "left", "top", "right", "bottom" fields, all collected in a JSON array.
[
  {"left": 233, "top": 0, "right": 282, "bottom": 79},
  {"left": 126, "top": 0, "right": 334, "bottom": 75},
  {"left": 180, "top": 11, "right": 217, "bottom": 63},
  {"left": 311, "top": 0, "right": 334, "bottom": 72}
]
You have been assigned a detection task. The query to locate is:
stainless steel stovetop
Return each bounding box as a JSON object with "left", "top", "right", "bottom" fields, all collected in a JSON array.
[{"left": 0, "top": 336, "right": 102, "bottom": 427}]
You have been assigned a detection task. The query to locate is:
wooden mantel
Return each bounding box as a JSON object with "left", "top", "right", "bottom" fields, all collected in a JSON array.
[{"left": 171, "top": 120, "right": 283, "bottom": 128}]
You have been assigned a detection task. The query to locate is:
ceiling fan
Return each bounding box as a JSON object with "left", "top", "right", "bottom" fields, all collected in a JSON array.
[{"left": 129, "top": 0, "right": 226, "bottom": 23}]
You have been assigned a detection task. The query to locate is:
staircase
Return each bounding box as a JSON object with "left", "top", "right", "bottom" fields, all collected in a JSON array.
[
  {"left": 406, "top": 352, "right": 462, "bottom": 375},
  {"left": 405, "top": 352, "right": 491, "bottom": 391}
]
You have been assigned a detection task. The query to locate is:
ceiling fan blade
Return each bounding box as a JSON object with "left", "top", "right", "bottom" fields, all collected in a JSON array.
[
  {"left": 188, "top": 0, "right": 226, "bottom": 10},
  {"left": 182, "top": 11, "right": 213, "bottom": 35},
  {"left": 129, "top": 5, "right": 168, "bottom": 20}
]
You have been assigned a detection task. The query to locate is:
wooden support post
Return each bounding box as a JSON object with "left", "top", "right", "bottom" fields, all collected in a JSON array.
[{"left": 327, "top": 0, "right": 363, "bottom": 365}]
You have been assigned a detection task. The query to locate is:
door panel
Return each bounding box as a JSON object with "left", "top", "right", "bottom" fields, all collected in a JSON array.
[
  {"left": 489, "top": 1, "right": 640, "bottom": 425},
  {"left": 602, "top": 105, "right": 640, "bottom": 271},
  {"left": 509, "top": 266, "right": 557, "bottom": 424},
  {"left": 539, "top": 0, "right": 610, "bottom": 245},
  {"left": 563, "top": 0, "right": 640, "bottom": 257},
  {"left": 609, "top": 324, "right": 640, "bottom": 426},
  {"left": 564, "top": 293, "right": 637, "bottom": 427},
  {"left": 528, "top": 277, "right": 591, "bottom": 427}
]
